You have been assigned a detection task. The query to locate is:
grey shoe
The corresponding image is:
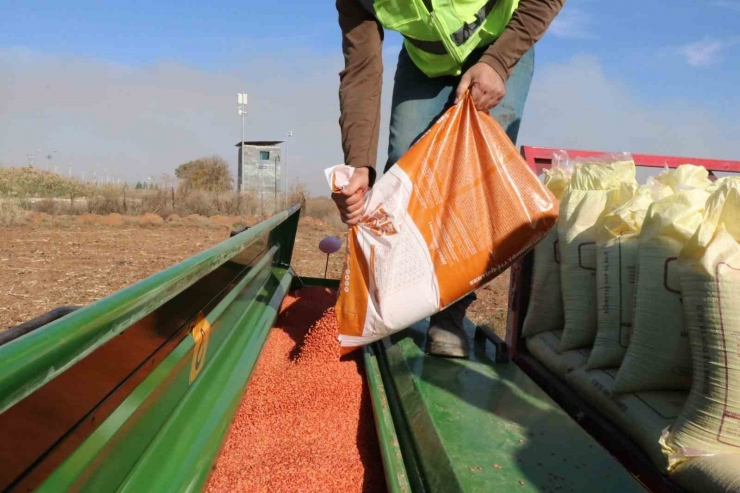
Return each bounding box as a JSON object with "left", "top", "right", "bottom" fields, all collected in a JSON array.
[{"left": 425, "top": 300, "right": 471, "bottom": 358}]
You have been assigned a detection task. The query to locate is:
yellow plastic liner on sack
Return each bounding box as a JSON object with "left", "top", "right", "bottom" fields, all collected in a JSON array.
[
  {"left": 655, "top": 164, "right": 713, "bottom": 192},
  {"left": 587, "top": 181, "right": 671, "bottom": 369},
  {"left": 522, "top": 151, "right": 572, "bottom": 337},
  {"left": 614, "top": 165, "right": 712, "bottom": 393},
  {"left": 662, "top": 179, "right": 740, "bottom": 469},
  {"left": 325, "top": 93, "right": 559, "bottom": 354},
  {"left": 558, "top": 155, "right": 636, "bottom": 352}
]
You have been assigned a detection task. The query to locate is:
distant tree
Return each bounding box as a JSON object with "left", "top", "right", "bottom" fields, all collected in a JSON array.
[
  {"left": 135, "top": 181, "right": 142, "bottom": 189},
  {"left": 160, "top": 173, "right": 176, "bottom": 190},
  {"left": 175, "top": 156, "right": 233, "bottom": 193},
  {"left": 66, "top": 180, "right": 89, "bottom": 205}
]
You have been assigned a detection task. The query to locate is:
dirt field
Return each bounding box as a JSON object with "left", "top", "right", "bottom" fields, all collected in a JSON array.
[{"left": 0, "top": 217, "right": 510, "bottom": 336}]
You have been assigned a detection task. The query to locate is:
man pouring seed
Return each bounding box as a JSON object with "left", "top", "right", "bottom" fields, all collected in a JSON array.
[{"left": 333, "top": 0, "right": 564, "bottom": 358}]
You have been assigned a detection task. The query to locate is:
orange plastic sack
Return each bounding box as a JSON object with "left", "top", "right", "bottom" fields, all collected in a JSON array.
[{"left": 326, "top": 94, "right": 559, "bottom": 354}]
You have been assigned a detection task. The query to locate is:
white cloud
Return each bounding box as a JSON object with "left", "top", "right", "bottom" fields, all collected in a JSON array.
[
  {"left": 0, "top": 47, "right": 396, "bottom": 195},
  {"left": 678, "top": 37, "right": 739, "bottom": 67},
  {"left": 714, "top": 0, "right": 740, "bottom": 11},
  {"left": 1, "top": 49, "right": 738, "bottom": 197},
  {"left": 548, "top": 8, "right": 594, "bottom": 39},
  {"left": 519, "top": 55, "right": 740, "bottom": 164}
]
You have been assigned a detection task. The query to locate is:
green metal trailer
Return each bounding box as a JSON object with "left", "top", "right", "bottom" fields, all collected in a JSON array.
[{"left": 2, "top": 147, "right": 739, "bottom": 492}]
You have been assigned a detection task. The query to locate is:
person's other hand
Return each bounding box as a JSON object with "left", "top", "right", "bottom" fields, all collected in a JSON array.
[
  {"left": 332, "top": 167, "right": 370, "bottom": 226},
  {"left": 454, "top": 63, "right": 506, "bottom": 111}
]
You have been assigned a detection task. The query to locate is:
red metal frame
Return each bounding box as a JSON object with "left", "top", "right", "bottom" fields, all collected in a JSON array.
[
  {"left": 521, "top": 146, "right": 740, "bottom": 176},
  {"left": 506, "top": 146, "right": 740, "bottom": 355}
]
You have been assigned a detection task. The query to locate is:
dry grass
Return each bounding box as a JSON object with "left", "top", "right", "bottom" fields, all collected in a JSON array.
[
  {"left": 303, "top": 197, "right": 341, "bottom": 226},
  {"left": 0, "top": 201, "right": 27, "bottom": 227},
  {"left": 291, "top": 219, "right": 347, "bottom": 279},
  {"left": 0, "top": 215, "right": 510, "bottom": 337},
  {"left": 0, "top": 166, "right": 310, "bottom": 219},
  {"left": 0, "top": 224, "right": 228, "bottom": 328},
  {"left": 0, "top": 167, "right": 93, "bottom": 199},
  {"left": 0, "top": 167, "right": 510, "bottom": 336}
]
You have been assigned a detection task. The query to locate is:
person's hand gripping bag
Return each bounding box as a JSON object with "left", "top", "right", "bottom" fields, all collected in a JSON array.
[{"left": 326, "top": 93, "right": 559, "bottom": 354}]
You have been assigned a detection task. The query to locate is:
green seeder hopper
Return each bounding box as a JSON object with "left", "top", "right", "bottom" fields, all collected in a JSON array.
[{"left": 2, "top": 146, "right": 739, "bottom": 493}]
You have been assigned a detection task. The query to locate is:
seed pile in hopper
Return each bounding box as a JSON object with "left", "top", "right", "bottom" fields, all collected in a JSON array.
[{"left": 206, "top": 287, "right": 386, "bottom": 492}]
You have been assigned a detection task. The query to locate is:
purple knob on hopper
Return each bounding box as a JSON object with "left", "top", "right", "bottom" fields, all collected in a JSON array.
[{"left": 319, "top": 236, "right": 342, "bottom": 254}]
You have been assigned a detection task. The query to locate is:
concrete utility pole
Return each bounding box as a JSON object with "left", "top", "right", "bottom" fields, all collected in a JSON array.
[
  {"left": 285, "top": 131, "right": 292, "bottom": 207},
  {"left": 274, "top": 156, "right": 278, "bottom": 213},
  {"left": 237, "top": 93, "right": 248, "bottom": 193}
]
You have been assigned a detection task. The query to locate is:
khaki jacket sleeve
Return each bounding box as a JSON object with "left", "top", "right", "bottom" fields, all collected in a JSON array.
[
  {"left": 479, "top": 0, "right": 566, "bottom": 81},
  {"left": 337, "top": 0, "right": 384, "bottom": 178}
]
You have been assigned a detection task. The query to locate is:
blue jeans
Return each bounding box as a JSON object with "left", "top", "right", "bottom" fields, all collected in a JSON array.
[{"left": 385, "top": 46, "right": 535, "bottom": 313}]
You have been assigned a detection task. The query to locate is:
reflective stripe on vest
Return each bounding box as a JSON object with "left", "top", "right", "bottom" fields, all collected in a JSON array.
[
  {"left": 403, "top": 36, "right": 446, "bottom": 55},
  {"left": 450, "top": 0, "right": 498, "bottom": 46},
  {"left": 357, "top": 0, "right": 518, "bottom": 77},
  {"left": 401, "top": 0, "right": 498, "bottom": 56},
  {"left": 359, "top": 0, "right": 499, "bottom": 55}
]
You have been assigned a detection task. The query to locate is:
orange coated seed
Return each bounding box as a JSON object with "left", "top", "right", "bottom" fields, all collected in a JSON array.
[{"left": 206, "top": 288, "right": 386, "bottom": 493}]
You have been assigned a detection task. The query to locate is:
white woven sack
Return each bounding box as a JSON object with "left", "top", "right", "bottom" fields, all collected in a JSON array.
[
  {"left": 588, "top": 183, "right": 670, "bottom": 369},
  {"left": 525, "top": 330, "right": 590, "bottom": 379},
  {"left": 522, "top": 151, "right": 573, "bottom": 337},
  {"left": 558, "top": 155, "right": 636, "bottom": 351},
  {"left": 615, "top": 165, "right": 712, "bottom": 393},
  {"left": 662, "top": 180, "right": 740, "bottom": 469},
  {"left": 566, "top": 367, "right": 687, "bottom": 471}
]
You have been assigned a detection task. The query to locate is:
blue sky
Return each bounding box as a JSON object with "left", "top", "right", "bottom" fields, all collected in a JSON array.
[
  {"left": 539, "top": 1, "right": 740, "bottom": 116},
  {"left": 1, "top": 0, "right": 739, "bottom": 191},
  {"left": 0, "top": 1, "right": 339, "bottom": 62},
  {"left": 4, "top": 0, "right": 738, "bottom": 97}
]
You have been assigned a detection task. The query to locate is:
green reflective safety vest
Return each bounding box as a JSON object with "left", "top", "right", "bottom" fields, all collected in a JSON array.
[{"left": 359, "top": 0, "right": 519, "bottom": 77}]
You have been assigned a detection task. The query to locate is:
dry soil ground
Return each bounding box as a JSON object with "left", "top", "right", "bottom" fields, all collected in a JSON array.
[{"left": 0, "top": 217, "right": 510, "bottom": 336}]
